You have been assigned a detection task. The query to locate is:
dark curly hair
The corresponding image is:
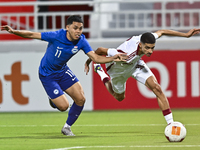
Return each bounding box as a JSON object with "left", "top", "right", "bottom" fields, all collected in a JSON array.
[
  {"left": 140, "top": 32, "right": 156, "bottom": 44},
  {"left": 66, "top": 15, "right": 83, "bottom": 25}
]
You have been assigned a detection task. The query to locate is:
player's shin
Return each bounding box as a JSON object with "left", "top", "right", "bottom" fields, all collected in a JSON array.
[{"left": 65, "top": 102, "right": 84, "bottom": 127}]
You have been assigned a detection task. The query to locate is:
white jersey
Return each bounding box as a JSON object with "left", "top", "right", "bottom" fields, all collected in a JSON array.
[
  {"left": 105, "top": 33, "right": 159, "bottom": 94},
  {"left": 106, "top": 32, "right": 158, "bottom": 67}
]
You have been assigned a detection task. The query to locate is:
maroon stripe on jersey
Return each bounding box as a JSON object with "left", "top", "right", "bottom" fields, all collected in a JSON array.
[
  {"left": 128, "top": 51, "right": 136, "bottom": 58},
  {"left": 126, "top": 45, "right": 140, "bottom": 61},
  {"left": 127, "top": 51, "right": 136, "bottom": 61},
  {"left": 106, "top": 62, "right": 114, "bottom": 72},
  {"left": 126, "top": 37, "right": 132, "bottom": 41},
  {"left": 117, "top": 49, "right": 125, "bottom": 53}
]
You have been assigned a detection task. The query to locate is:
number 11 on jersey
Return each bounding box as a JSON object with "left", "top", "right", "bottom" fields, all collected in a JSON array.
[{"left": 55, "top": 50, "right": 62, "bottom": 58}]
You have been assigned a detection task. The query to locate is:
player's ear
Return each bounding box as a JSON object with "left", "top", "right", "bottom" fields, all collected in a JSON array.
[
  {"left": 139, "top": 42, "right": 142, "bottom": 48},
  {"left": 66, "top": 25, "right": 69, "bottom": 30}
]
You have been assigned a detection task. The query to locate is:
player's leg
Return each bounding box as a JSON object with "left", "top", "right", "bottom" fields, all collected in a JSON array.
[
  {"left": 53, "top": 67, "right": 85, "bottom": 136},
  {"left": 61, "top": 82, "right": 85, "bottom": 136},
  {"left": 39, "top": 73, "right": 69, "bottom": 111},
  {"left": 104, "top": 80, "right": 125, "bottom": 101},
  {"left": 145, "top": 76, "right": 173, "bottom": 124},
  {"left": 145, "top": 76, "right": 169, "bottom": 110},
  {"left": 94, "top": 64, "right": 125, "bottom": 101},
  {"left": 50, "top": 95, "right": 69, "bottom": 111},
  {"left": 133, "top": 61, "right": 173, "bottom": 124}
]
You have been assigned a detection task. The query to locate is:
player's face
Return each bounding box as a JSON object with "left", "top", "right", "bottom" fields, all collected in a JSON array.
[
  {"left": 66, "top": 21, "right": 83, "bottom": 41},
  {"left": 140, "top": 43, "right": 155, "bottom": 57}
]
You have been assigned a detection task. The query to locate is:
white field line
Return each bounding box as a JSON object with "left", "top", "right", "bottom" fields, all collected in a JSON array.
[
  {"left": 47, "top": 145, "right": 200, "bottom": 150},
  {"left": 0, "top": 124, "right": 199, "bottom": 127}
]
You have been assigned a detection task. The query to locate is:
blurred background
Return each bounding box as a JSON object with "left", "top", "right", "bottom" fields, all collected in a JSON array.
[{"left": 0, "top": 0, "right": 200, "bottom": 112}]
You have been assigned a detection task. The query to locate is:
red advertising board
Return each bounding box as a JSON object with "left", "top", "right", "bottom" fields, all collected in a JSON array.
[{"left": 93, "top": 50, "right": 200, "bottom": 110}]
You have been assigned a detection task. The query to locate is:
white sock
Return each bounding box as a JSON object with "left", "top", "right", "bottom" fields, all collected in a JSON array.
[
  {"left": 64, "top": 123, "right": 71, "bottom": 128},
  {"left": 164, "top": 113, "right": 174, "bottom": 124},
  {"left": 96, "top": 65, "right": 109, "bottom": 81}
]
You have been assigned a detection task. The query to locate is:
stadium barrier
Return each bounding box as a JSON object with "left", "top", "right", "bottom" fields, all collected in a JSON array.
[
  {"left": 0, "top": 0, "right": 200, "bottom": 39},
  {"left": 0, "top": 38, "right": 200, "bottom": 112}
]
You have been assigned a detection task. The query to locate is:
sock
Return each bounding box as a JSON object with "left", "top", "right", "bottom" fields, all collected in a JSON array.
[
  {"left": 96, "top": 65, "right": 110, "bottom": 85},
  {"left": 66, "top": 102, "right": 84, "bottom": 126},
  {"left": 162, "top": 108, "right": 174, "bottom": 124},
  {"left": 64, "top": 123, "right": 71, "bottom": 128}
]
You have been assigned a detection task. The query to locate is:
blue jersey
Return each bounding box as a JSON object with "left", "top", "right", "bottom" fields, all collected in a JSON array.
[{"left": 39, "top": 29, "right": 93, "bottom": 76}]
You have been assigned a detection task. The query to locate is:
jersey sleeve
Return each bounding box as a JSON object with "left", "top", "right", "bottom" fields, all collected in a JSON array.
[
  {"left": 81, "top": 39, "right": 93, "bottom": 54},
  {"left": 107, "top": 48, "right": 118, "bottom": 57},
  {"left": 152, "top": 32, "right": 159, "bottom": 39},
  {"left": 41, "top": 31, "right": 58, "bottom": 42}
]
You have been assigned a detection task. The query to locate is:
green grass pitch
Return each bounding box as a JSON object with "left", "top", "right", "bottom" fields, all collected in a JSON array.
[{"left": 0, "top": 109, "right": 200, "bottom": 150}]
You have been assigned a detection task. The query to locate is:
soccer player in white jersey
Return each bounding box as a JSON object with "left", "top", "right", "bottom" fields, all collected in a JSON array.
[
  {"left": 1, "top": 15, "right": 127, "bottom": 136},
  {"left": 85, "top": 29, "right": 200, "bottom": 124}
]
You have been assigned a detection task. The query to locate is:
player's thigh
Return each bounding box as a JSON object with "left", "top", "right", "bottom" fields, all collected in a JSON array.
[
  {"left": 39, "top": 74, "right": 69, "bottom": 111},
  {"left": 51, "top": 94, "right": 69, "bottom": 111},
  {"left": 65, "top": 82, "right": 85, "bottom": 106},
  {"left": 39, "top": 73, "right": 65, "bottom": 99},
  {"left": 59, "top": 68, "right": 79, "bottom": 92},
  {"left": 110, "top": 75, "right": 127, "bottom": 94},
  {"left": 132, "top": 63, "right": 154, "bottom": 86}
]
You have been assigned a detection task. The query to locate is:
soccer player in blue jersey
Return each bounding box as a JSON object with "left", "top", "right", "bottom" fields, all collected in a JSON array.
[{"left": 1, "top": 15, "right": 127, "bottom": 136}]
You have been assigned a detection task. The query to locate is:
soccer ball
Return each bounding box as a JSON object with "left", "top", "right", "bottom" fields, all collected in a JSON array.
[{"left": 164, "top": 121, "right": 186, "bottom": 142}]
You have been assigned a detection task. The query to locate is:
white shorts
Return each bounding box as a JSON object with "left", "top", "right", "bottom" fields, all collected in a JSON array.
[{"left": 106, "top": 60, "right": 154, "bottom": 94}]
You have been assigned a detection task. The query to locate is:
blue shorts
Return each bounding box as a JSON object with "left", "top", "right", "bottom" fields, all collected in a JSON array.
[{"left": 39, "top": 67, "right": 79, "bottom": 99}]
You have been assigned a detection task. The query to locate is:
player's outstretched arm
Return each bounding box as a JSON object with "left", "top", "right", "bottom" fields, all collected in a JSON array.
[
  {"left": 85, "top": 47, "right": 110, "bottom": 74},
  {"left": 1, "top": 25, "right": 41, "bottom": 39},
  {"left": 155, "top": 28, "right": 200, "bottom": 38},
  {"left": 84, "top": 48, "right": 127, "bottom": 75},
  {"left": 85, "top": 47, "right": 108, "bottom": 70}
]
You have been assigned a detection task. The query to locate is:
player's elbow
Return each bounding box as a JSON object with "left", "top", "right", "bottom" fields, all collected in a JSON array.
[{"left": 95, "top": 47, "right": 108, "bottom": 55}]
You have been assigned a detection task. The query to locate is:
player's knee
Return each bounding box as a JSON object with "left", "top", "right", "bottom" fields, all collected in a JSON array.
[
  {"left": 116, "top": 97, "right": 124, "bottom": 101},
  {"left": 76, "top": 97, "right": 86, "bottom": 106},
  {"left": 115, "top": 94, "right": 125, "bottom": 101},
  {"left": 58, "top": 104, "right": 69, "bottom": 112}
]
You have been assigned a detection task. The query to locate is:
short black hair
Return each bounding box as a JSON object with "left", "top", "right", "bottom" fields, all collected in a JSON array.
[
  {"left": 140, "top": 32, "right": 156, "bottom": 44},
  {"left": 66, "top": 15, "right": 83, "bottom": 25}
]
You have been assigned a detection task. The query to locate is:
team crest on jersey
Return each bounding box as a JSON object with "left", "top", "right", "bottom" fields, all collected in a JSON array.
[{"left": 72, "top": 46, "right": 78, "bottom": 54}]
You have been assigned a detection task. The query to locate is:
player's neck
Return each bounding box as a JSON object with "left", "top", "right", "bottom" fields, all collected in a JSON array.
[{"left": 138, "top": 47, "right": 143, "bottom": 56}]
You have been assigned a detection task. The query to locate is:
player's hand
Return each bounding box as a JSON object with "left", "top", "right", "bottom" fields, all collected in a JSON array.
[
  {"left": 84, "top": 58, "right": 92, "bottom": 75},
  {"left": 186, "top": 28, "right": 200, "bottom": 37},
  {"left": 84, "top": 62, "right": 90, "bottom": 75},
  {"left": 1, "top": 25, "right": 14, "bottom": 33},
  {"left": 113, "top": 53, "right": 128, "bottom": 62}
]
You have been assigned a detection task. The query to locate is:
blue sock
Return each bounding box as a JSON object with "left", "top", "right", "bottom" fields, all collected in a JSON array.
[{"left": 66, "top": 102, "right": 84, "bottom": 126}]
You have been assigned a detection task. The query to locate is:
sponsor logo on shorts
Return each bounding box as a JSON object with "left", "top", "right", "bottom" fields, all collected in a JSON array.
[{"left": 53, "top": 89, "right": 59, "bottom": 95}]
